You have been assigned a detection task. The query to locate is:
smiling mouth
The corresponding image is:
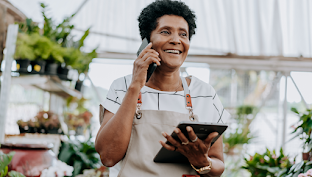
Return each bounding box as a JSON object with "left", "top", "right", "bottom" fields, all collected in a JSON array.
[{"left": 164, "top": 50, "right": 182, "bottom": 54}]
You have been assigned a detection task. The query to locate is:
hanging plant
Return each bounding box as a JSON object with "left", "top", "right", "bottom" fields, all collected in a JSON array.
[{"left": 290, "top": 108, "right": 312, "bottom": 153}]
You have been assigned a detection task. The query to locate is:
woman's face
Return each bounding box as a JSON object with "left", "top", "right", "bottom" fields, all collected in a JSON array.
[{"left": 150, "top": 15, "right": 190, "bottom": 69}]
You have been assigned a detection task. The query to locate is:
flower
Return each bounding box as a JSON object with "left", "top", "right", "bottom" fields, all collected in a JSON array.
[{"left": 298, "top": 169, "right": 312, "bottom": 177}]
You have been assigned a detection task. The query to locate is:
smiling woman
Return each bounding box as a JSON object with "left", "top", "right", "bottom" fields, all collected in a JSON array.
[
  {"left": 95, "top": 0, "right": 230, "bottom": 177},
  {"left": 149, "top": 15, "right": 190, "bottom": 71}
]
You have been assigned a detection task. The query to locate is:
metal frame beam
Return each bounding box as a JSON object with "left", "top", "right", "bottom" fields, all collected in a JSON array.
[{"left": 96, "top": 52, "right": 312, "bottom": 72}]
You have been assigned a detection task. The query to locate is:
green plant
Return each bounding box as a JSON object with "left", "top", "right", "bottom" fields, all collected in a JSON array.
[
  {"left": 31, "top": 33, "right": 53, "bottom": 60},
  {"left": 14, "top": 33, "right": 36, "bottom": 60},
  {"left": 58, "top": 137, "right": 101, "bottom": 176},
  {"left": 41, "top": 3, "right": 97, "bottom": 72},
  {"left": 48, "top": 44, "right": 65, "bottom": 63},
  {"left": 14, "top": 33, "right": 54, "bottom": 61},
  {"left": 41, "top": 3, "right": 75, "bottom": 47},
  {"left": 223, "top": 105, "right": 256, "bottom": 153},
  {"left": 72, "top": 48, "right": 97, "bottom": 74},
  {"left": 64, "top": 96, "right": 92, "bottom": 131},
  {"left": 0, "top": 151, "right": 25, "bottom": 177},
  {"left": 223, "top": 127, "right": 254, "bottom": 154},
  {"left": 277, "top": 161, "right": 312, "bottom": 177},
  {"left": 18, "top": 18, "right": 40, "bottom": 35},
  {"left": 290, "top": 108, "right": 312, "bottom": 152},
  {"left": 237, "top": 105, "right": 256, "bottom": 117},
  {"left": 242, "top": 148, "right": 293, "bottom": 177}
]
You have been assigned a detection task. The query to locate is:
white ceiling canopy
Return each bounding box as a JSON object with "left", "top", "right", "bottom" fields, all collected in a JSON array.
[{"left": 8, "top": 0, "right": 312, "bottom": 71}]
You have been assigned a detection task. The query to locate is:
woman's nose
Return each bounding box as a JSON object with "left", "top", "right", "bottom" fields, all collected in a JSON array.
[{"left": 169, "top": 33, "right": 181, "bottom": 45}]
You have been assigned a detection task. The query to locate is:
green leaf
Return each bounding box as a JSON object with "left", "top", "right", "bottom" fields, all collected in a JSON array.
[
  {"left": 294, "top": 161, "right": 304, "bottom": 172},
  {"left": 58, "top": 143, "right": 74, "bottom": 163},
  {"left": 276, "top": 168, "right": 287, "bottom": 177},
  {"left": 0, "top": 151, "right": 15, "bottom": 171},
  {"left": 291, "top": 107, "right": 299, "bottom": 114},
  {"left": 78, "top": 28, "right": 90, "bottom": 49},
  {"left": 73, "top": 161, "right": 82, "bottom": 177},
  {"left": 8, "top": 171, "right": 26, "bottom": 177}
]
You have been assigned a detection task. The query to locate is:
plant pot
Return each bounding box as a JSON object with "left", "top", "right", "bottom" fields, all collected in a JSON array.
[
  {"left": 46, "top": 128, "right": 62, "bottom": 134},
  {"left": 302, "top": 152, "right": 311, "bottom": 160},
  {"left": 28, "top": 126, "right": 38, "bottom": 133},
  {"left": 0, "top": 143, "right": 57, "bottom": 177},
  {"left": 57, "top": 65, "right": 69, "bottom": 80},
  {"left": 44, "top": 62, "right": 59, "bottom": 75},
  {"left": 19, "top": 126, "right": 28, "bottom": 134},
  {"left": 15, "top": 59, "right": 30, "bottom": 73},
  {"left": 30, "top": 60, "right": 46, "bottom": 74},
  {"left": 75, "top": 80, "right": 84, "bottom": 91}
]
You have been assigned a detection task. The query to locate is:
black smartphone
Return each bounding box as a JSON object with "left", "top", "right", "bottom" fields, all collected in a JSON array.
[{"left": 137, "top": 38, "right": 157, "bottom": 82}]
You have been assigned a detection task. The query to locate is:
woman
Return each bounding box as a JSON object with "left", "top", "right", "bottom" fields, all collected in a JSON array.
[{"left": 95, "top": 0, "right": 230, "bottom": 176}]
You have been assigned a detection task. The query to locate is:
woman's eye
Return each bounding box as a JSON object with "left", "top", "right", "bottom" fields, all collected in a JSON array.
[
  {"left": 180, "top": 33, "right": 187, "bottom": 37},
  {"left": 160, "top": 31, "right": 169, "bottom": 34}
]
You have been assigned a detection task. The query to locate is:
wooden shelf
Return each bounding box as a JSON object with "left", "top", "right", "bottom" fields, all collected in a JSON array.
[{"left": 10, "top": 74, "right": 82, "bottom": 98}]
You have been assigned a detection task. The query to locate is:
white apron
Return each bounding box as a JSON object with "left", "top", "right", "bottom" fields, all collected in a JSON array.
[{"left": 117, "top": 77, "right": 199, "bottom": 177}]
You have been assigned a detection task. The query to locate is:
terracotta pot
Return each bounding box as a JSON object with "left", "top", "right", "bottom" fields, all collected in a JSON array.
[
  {"left": 0, "top": 143, "right": 57, "bottom": 177},
  {"left": 302, "top": 152, "right": 311, "bottom": 161}
]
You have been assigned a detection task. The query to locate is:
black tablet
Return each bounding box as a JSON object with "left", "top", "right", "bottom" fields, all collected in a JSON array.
[{"left": 153, "top": 121, "right": 228, "bottom": 163}]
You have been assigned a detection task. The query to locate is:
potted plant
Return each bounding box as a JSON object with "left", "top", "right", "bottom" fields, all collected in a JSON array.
[
  {"left": 36, "top": 111, "right": 62, "bottom": 134},
  {"left": 16, "top": 120, "right": 28, "bottom": 134},
  {"left": 29, "top": 33, "right": 54, "bottom": 74},
  {"left": 57, "top": 47, "right": 80, "bottom": 80},
  {"left": 72, "top": 48, "right": 97, "bottom": 91},
  {"left": 242, "top": 148, "right": 293, "bottom": 177},
  {"left": 41, "top": 3, "right": 97, "bottom": 82},
  {"left": 64, "top": 96, "right": 92, "bottom": 135},
  {"left": 58, "top": 136, "right": 101, "bottom": 176},
  {"left": 0, "top": 151, "right": 25, "bottom": 177},
  {"left": 290, "top": 108, "right": 312, "bottom": 160},
  {"left": 14, "top": 33, "right": 36, "bottom": 73},
  {"left": 45, "top": 44, "right": 65, "bottom": 75},
  {"left": 25, "top": 119, "right": 40, "bottom": 133},
  {"left": 223, "top": 128, "right": 254, "bottom": 155},
  {"left": 223, "top": 105, "right": 256, "bottom": 155},
  {"left": 277, "top": 161, "right": 312, "bottom": 177}
]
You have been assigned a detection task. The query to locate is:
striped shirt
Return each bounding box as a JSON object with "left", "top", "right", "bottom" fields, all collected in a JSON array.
[
  {"left": 102, "top": 74, "right": 231, "bottom": 177},
  {"left": 102, "top": 74, "right": 230, "bottom": 123}
]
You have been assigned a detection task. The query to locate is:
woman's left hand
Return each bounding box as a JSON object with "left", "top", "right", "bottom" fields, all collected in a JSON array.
[{"left": 160, "top": 126, "right": 218, "bottom": 167}]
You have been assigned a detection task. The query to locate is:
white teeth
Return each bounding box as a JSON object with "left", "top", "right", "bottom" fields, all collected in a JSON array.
[{"left": 164, "top": 50, "right": 180, "bottom": 54}]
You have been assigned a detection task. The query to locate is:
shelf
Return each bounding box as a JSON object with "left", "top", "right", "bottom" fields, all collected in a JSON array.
[{"left": 10, "top": 74, "right": 82, "bottom": 98}]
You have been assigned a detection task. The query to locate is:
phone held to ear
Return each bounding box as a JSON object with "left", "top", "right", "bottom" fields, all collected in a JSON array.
[{"left": 137, "top": 38, "right": 157, "bottom": 82}]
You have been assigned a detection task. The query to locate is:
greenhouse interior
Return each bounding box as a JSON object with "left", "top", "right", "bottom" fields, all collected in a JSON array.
[{"left": 1, "top": 0, "right": 312, "bottom": 176}]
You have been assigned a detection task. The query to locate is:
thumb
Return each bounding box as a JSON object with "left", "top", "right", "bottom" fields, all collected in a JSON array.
[{"left": 204, "top": 132, "right": 219, "bottom": 147}]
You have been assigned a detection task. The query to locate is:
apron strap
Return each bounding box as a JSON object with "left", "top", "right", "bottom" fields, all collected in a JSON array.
[
  {"left": 181, "top": 77, "right": 195, "bottom": 121},
  {"left": 181, "top": 76, "right": 192, "bottom": 108}
]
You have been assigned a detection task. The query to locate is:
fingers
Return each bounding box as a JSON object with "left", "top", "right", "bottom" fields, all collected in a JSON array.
[
  {"left": 162, "top": 132, "right": 181, "bottom": 148},
  {"left": 174, "top": 128, "right": 189, "bottom": 145},
  {"left": 137, "top": 42, "right": 161, "bottom": 66},
  {"left": 138, "top": 43, "right": 158, "bottom": 58},
  {"left": 142, "top": 53, "right": 161, "bottom": 66},
  {"left": 201, "top": 132, "right": 219, "bottom": 148},
  {"left": 159, "top": 140, "right": 176, "bottom": 151},
  {"left": 186, "top": 126, "right": 198, "bottom": 142}
]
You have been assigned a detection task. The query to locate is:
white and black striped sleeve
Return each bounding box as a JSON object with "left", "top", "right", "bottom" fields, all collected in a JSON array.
[
  {"left": 102, "top": 79, "right": 122, "bottom": 114},
  {"left": 212, "top": 89, "right": 231, "bottom": 123}
]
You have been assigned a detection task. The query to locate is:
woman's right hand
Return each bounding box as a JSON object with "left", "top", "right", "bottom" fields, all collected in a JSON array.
[{"left": 131, "top": 42, "right": 161, "bottom": 89}]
